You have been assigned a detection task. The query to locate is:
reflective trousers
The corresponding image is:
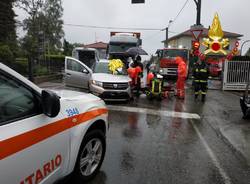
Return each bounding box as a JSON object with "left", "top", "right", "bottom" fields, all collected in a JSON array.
[
  {"left": 176, "top": 77, "right": 185, "bottom": 98},
  {"left": 194, "top": 81, "right": 207, "bottom": 95}
]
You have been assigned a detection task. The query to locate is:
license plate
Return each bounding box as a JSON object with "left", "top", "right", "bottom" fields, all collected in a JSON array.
[{"left": 110, "top": 93, "right": 117, "bottom": 96}]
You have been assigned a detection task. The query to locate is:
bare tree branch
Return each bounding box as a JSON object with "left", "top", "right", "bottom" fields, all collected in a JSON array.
[{"left": 15, "top": 0, "right": 44, "bottom": 15}]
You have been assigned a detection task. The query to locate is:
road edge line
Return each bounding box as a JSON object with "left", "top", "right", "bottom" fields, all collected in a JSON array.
[{"left": 189, "top": 119, "right": 232, "bottom": 184}]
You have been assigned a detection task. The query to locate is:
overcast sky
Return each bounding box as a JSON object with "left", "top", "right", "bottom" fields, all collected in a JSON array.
[{"left": 15, "top": 0, "right": 250, "bottom": 54}]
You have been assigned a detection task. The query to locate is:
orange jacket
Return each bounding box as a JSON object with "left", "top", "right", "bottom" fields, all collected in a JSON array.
[
  {"left": 127, "top": 66, "right": 142, "bottom": 79},
  {"left": 127, "top": 66, "right": 142, "bottom": 85},
  {"left": 175, "top": 57, "right": 187, "bottom": 78}
]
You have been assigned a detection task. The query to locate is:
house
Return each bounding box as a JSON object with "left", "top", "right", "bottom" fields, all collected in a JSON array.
[
  {"left": 162, "top": 27, "right": 243, "bottom": 54},
  {"left": 84, "top": 42, "right": 108, "bottom": 59}
]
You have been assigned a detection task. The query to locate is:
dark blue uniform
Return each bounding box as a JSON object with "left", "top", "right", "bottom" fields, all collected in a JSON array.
[{"left": 192, "top": 61, "right": 209, "bottom": 101}]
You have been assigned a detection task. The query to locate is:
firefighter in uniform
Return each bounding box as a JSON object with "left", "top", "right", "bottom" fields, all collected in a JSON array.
[{"left": 192, "top": 59, "right": 209, "bottom": 102}]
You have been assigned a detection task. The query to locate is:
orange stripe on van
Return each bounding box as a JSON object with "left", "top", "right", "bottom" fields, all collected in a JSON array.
[{"left": 0, "top": 108, "right": 108, "bottom": 160}]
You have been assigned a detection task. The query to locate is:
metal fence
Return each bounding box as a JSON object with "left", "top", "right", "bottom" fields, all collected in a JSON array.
[
  {"left": 3, "top": 58, "right": 65, "bottom": 77},
  {"left": 223, "top": 60, "right": 250, "bottom": 90},
  {"left": 38, "top": 58, "right": 65, "bottom": 73}
]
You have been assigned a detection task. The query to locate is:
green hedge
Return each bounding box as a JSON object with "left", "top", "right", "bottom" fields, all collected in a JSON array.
[
  {"left": 45, "top": 54, "right": 65, "bottom": 63},
  {"left": 12, "top": 58, "right": 50, "bottom": 76},
  {"left": 3, "top": 55, "right": 65, "bottom": 76},
  {"left": 0, "top": 44, "right": 14, "bottom": 65},
  {"left": 12, "top": 58, "right": 28, "bottom": 76}
]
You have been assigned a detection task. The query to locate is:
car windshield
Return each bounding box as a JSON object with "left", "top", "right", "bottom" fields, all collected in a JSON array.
[
  {"left": 93, "top": 62, "right": 127, "bottom": 75},
  {"left": 93, "top": 62, "right": 110, "bottom": 73}
]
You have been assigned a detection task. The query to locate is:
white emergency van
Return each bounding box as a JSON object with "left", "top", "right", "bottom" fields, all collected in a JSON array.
[{"left": 0, "top": 63, "right": 108, "bottom": 184}]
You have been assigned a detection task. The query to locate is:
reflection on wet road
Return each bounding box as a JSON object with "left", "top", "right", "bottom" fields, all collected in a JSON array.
[{"left": 66, "top": 95, "right": 250, "bottom": 184}]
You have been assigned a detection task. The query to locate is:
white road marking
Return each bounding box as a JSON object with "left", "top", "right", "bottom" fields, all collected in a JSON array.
[
  {"left": 182, "top": 106, "right": 232, "bottom": 184},
  {"left": 107, "top": 105, "right": 200, "bottom": 120}
]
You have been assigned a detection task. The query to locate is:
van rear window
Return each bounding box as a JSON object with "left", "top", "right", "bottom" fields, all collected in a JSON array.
[{"left": 78, "top": 51, "right": 96, "bottom": 69}]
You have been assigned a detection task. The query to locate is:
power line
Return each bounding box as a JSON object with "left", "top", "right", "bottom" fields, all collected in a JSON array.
[
  {"left": 172, "top": 0, "right": 190, "bottom": 24},
  {"left": 2, "top": 20, "right": 174, "bottom": 32},
  {"left": 144, "top": 29, "right": 178, "bottom": 41},
  {"left": 143, "top": 30, "right": 163, "bottom": 41},
  {"left": 160, "top": 0, "right": 189, "bottom": 32},
  {"left": 64, "top": 23, "right": 163, "bottom": 31}
]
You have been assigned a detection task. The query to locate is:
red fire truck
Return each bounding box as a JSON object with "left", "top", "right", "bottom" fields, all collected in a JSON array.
[
  {"left": 155, "top": 48, "right": 190, "bottom": 79},
  {"left": 206, "top": 57, "right": 223, "bottom": 78}
]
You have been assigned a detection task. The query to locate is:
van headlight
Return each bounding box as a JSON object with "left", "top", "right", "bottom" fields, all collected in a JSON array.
[{"left": 92, "top": 80, "right": 103, "bottom": 87}]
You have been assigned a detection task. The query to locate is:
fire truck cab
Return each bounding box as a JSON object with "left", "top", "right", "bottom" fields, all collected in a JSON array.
[{"left": 155, "top": 48, "right": 190, "bottom": 79}]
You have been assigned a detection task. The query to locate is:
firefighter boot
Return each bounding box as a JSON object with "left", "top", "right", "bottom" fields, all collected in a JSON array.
[
  {"left": 195, "top": 93, "right": 198, "bottom": 100},
  {"left": 175, "top": 89, "right": 180, "bottom": 97},
  {"left": 179, "top": 90, "right": 185, "bottom": 99},
  {"left": 201, "top": 94, "right": 206, "bottom": 102},
  {"left": 194, "top": 90, "right": 199, "bottom": 100}
]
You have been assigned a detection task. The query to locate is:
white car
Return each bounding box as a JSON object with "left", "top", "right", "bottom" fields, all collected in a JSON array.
[
  {"left": 64, "top": 57, "right": 132, "bottom": 101},
  {"left": 0, "top": 63, "right": 108, "bottom": 184}
]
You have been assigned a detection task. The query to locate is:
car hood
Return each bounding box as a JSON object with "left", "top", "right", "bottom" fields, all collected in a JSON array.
[
  {"left": 92, "top": 73, "right": 130, "bottom": 83},
  {"left": 52, "top": 89, "right": 101, "bottom": 102}
]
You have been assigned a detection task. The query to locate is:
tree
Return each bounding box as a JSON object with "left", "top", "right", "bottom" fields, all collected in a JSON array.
[
  {"left": 63, "top": 39, "right": 73, "bottom": 56},
  {"left": 18, "top": 0, "right": 64, "bottom": 55},
  {"left": 0, "top": 0, "right": 17, "bottom": 59},
  {"left": 17, "top": 0, "right": 43, "bottom": 56},
  {"left": 42, "top": 0, "right": 64, "bottom": 52},
  {"left": 0, "top": 0, "right": 16, "bottom": 43},
  {"left": 0, "top": 44, "right": 14, "bottom": 65}
]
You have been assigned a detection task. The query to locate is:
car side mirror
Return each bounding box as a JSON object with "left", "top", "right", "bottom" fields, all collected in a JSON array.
[
  {"left": 82, "top": 68, "right": 89, "bottom": 74},
  {"left": 41, "top": 90, "right": 60, "bottom": 118}
]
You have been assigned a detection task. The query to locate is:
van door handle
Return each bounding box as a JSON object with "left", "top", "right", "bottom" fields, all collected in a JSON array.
[{"left": 66, "top": 73, "right": 71, "bottom": 76}]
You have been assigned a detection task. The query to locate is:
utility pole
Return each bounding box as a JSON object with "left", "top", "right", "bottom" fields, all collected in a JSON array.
[
  {"left": 165, "top": 27, "right": 169, "bottom": 48},
  {"left": 193, "top": 0, "right": 201, "bottom": 25},
  {"left": 165, "top": 20, "right": 173, "bottom": 48}
]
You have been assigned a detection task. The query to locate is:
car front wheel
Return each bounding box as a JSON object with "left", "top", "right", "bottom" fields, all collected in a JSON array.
[{"left": 74, "top": 130, "right": 106, "bottom": 181}]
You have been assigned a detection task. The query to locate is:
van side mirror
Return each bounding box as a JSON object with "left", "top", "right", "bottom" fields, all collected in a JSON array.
[{"left": 41, "top": 90, "right": 60, "bottom": 118}]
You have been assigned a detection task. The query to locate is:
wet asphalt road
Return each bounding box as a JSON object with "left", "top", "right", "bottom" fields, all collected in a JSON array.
[
  {"left": 62, "top": 89, "right": 250, "bottom": 184},
  {"left": 41, "top": 80, "right": 250, "bottom": 184}
]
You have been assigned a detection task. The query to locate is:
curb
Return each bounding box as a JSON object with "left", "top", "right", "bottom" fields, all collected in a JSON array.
[{"left": 34, "top": 74, "right": 62, "bottom": 84}]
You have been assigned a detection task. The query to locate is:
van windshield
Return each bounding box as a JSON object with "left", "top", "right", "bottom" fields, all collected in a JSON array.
[{"left": 109, "top": 42, "right": 137, "bottom": 53}]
